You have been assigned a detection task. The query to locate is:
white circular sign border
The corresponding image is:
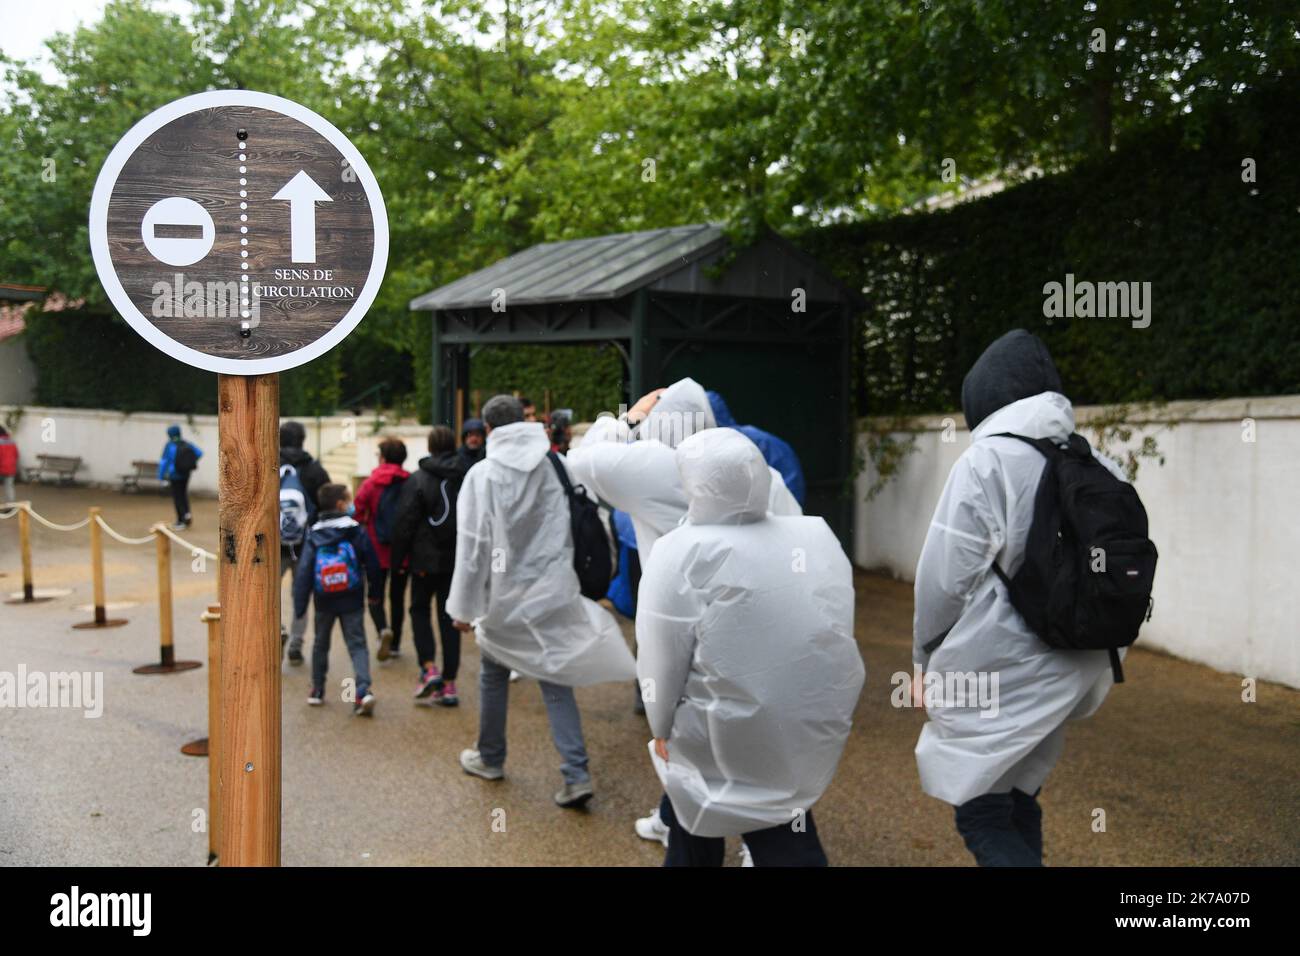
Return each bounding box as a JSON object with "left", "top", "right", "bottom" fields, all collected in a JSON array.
[{"left": 89, "top": 89, "right": 389, "bottom": 376}]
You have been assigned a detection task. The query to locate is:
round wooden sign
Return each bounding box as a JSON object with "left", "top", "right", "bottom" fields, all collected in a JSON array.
[{"left": 89, "top": 90, "right": 388, "bottom": 375}]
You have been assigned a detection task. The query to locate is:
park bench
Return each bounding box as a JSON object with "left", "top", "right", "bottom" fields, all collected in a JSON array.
[
  {"left": 26, "top": 454, "right": 84, "bottom": 486},
  {"left": 119, "top": 460, "right": 169, "bottom": 494}
]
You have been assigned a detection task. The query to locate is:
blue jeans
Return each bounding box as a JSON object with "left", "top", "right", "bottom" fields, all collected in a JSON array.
[
  {"left": 476, "top": 653, "right": 589, "bottom": 785},
  {"left": 311, "top": 607, "right": 371, "bottom": 697},
  {"left": 954, "top": 788, "right": 1043, "bottom": 866},
  {"left": 281, "top": 548, "right": 309, "bottom": 653}
]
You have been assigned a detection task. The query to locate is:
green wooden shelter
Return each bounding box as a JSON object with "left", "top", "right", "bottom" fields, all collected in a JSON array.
[{"left": 409, "top": 223, "right": 860, "bottom": 544}]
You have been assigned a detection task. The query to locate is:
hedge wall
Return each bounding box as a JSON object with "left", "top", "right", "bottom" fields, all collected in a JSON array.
[
  {"left": 23, "top": 310, "right": 341, "bottom": 416},
  {"left": 465, "top": 342, "right": 625, "bottom": 423},
  {"left": 798, "top": 81, "right": 1300, "bottom": 416}
]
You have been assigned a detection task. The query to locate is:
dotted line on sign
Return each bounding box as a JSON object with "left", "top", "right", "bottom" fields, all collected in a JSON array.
[{"left": 238, "top": 132, "right": 251, "bottom": 323}]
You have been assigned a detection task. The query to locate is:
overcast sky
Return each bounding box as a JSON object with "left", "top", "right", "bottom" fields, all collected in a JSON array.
[{"left": 0, "top": 0, "right": 188, "bottom": 80}]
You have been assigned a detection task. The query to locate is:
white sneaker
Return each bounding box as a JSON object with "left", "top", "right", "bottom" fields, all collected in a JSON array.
[
  {"left": 555, "top": 779, "right": 594, "bottom": 808},
  {"left": 509, "top": 669, "right": 521, "bottom": 682},
  {"left": 739, "top": 842, "right": 754, "bottom": 867},
  {"left": 460, "top": 748, "right": 504, "bottom": 780},
  {"left": 634, "top": 807, "right": 670, "bottom": 847}
]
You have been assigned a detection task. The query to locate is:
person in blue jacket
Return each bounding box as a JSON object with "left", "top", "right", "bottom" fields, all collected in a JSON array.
[
  {"left": 705, "top": 392, "right": 806, "bottom": 506},
  {"left": 158, "top": 424, "right": 202, "bottom": 530},
  {"left": 293, "top": 483, "right": 383, "bottom": 715}
]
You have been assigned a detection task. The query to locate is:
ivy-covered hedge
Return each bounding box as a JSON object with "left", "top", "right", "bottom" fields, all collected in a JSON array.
[
  {"left": 465, "top": 342, "right": 625, "bottom": 422},
  {"left": 23, "top": 310, "right": 341, "bottom": 416},
  {"left": 799, "top": 81, "right": 1300, "bottom": 416}
]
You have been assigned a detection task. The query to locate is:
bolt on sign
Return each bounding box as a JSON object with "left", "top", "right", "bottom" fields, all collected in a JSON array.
[{"left": 89, "top": 90, "right": 388, "bottom": 374}]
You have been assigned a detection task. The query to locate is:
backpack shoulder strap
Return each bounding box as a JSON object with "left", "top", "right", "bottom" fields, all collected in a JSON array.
[
  {"left": 992, "top": 432, "right": 1062, "bottom": 458},
  {"left": 546, "top": 450, "right": 575, "bottom": 498}
]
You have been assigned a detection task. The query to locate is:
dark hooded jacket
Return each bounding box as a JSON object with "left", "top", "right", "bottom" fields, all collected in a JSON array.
[
  {"left": 457, "top": 418, "right": 487, "bottom": 470},
  {"left": 389, "top": 452, "right": 467, "bottom": 575},
  {"left": 292, "top": 511, "right": 382, "bottom": 618},
  {"left": 960, "top": 329, "right": 1064, "bottom": 431}
]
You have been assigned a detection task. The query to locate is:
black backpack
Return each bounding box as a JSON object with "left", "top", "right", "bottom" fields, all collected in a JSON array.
[
  {"left": 173, "top": 442, "right": 198, "bottom": 474},
  {"left": 990, "top": 432, "right": 1157, "bottom": 684},
  {"left": 374, "top": 477, "right": 406, "bottom": 546},
  {"left": 547, "top": 451, "right": 613, "bottom": 601}
]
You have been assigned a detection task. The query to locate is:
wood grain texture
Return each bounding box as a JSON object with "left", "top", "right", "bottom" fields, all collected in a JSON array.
[
  {"left": 19, "top": 508, "right": 33, "bottom": 597},
  {"left": 89, "top": 506, "right": 105, "bottom": 615},
  {"left": 106, "top": 105, "right": 376, "bottom": 360},
  {"left": 156, "top": 530, "right": 173, "bottom": 650},
  {"left": 216, "top": 373, "right": 281, "bottom": 866},
  {"left": 205, "top": 604, "right": 223, "bottom": 863}
]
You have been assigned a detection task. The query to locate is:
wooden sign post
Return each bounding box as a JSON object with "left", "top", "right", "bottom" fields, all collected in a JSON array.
[
  {"left": 90, "top": 91, "right": 388, "bottom": 867},
  {"left": 216, "top": 373, "right": 282, "bottom": 865}
]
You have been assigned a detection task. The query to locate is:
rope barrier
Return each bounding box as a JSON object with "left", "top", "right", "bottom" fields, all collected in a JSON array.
[
  {"left": 156, "top": 523, "right": 218, "bottom": 562},
  {"left": 7, "top": 501, "right": 217, "bottom": 624},
  {"left": 3, "top": 501, "right": 218, "bottom": 562},
  {"left": 93, "top": 514, "right": 156, "bottom": 546},
  {"left": 17, "top": 502, "right": 92, "bottom": 532}
]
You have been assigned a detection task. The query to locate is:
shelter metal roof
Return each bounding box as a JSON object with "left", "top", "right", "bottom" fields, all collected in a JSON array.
[{"left": 409, "top": 224, "right": 728, "bottom": 312}]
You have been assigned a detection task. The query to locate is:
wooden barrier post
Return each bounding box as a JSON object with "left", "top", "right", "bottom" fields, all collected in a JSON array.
[
  {"left": 134, "top": 526, "right": 201, "bottom": 674},
  {"left": 73, "top": 506, "right": 127, "bottom": 629},
  {"left": 206, "top": 604, "right": 222, "bottom": 864},
  {"left": 217, "top": 374, "right": 281, "bottom": 867},
  {"left": 181, "top": 605, "right": 223, "bottom": 865},
  {"left": 19, "top": 507, "right": 33, "bottom": 601},
  {"left": 5, "top": 506, "right": 53, "bottom": 605}
]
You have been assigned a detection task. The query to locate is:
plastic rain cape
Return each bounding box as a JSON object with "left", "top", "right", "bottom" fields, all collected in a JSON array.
[
  {"left": 445, "top": 420, "right": 635, "bottom": 686},
  {"left": 637, "top": 428, "right": 864, "bottom": 837}
]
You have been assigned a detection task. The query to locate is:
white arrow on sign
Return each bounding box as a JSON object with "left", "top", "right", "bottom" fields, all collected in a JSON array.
[{"left": 272, "top": 170, "right": 333, "bottom": 263}]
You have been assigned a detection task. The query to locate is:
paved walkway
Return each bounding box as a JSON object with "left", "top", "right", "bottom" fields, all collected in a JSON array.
[{"left": 2, "top": 484, "right": 1297, "bottom": 865}]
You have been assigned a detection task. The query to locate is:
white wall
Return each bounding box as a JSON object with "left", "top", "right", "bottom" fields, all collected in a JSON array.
[
  {"left": 855, "top": 396, "right": 1300, "bottom": 689},
  {"left": 0, "top": 405, "right": 358, "bottom": 496}
]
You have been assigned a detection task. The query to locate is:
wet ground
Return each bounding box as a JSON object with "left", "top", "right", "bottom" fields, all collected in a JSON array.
[{"left": 2, "top": 483, "right": 1297, "bottom": 866}]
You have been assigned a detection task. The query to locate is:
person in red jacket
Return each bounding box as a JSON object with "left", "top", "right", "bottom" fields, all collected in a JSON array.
[
  {"left": 352, "top": 437, "right": 411, "bottom": 661},
  {"left": 0, "top": 425, "right": 18, "bottom": 504}
]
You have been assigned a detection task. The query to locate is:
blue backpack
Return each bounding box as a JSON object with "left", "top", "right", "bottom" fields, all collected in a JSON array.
[{"left": 313, "top": 538, "right": 362, "bottom": 596}]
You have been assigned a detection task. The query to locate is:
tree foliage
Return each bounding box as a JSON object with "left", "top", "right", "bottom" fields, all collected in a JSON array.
[{"left": 1, "top": 0, "right": 1295, "bottom": 415}]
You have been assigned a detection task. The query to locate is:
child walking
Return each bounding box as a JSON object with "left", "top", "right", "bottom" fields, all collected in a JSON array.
[{"left": 293, "top": 484, "right": 382, "bottom": 715}]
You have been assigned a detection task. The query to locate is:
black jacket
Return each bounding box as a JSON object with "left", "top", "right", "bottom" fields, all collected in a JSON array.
[
  {"left": 456, "top": 442, "right": 485, "bottom": 471},
  {"left": 389, "top": 452, "right": 466, "bottom": 575},
  {"left": 280, "top": 446, "right": 331, "bottom": 520}
]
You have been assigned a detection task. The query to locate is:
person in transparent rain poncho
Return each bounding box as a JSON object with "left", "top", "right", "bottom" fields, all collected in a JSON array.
[
  {"left": 566, "top": 377, "right": 801, "bottom": 852},
  {"left": 448, "top": 395, "right": 635, "bottom": 809},
  {"left": 913, "top": 329, "right": 1128, "bottom": 867},
  {"left": 636, "top": 427, "right": 863, "bottom": 866}
]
